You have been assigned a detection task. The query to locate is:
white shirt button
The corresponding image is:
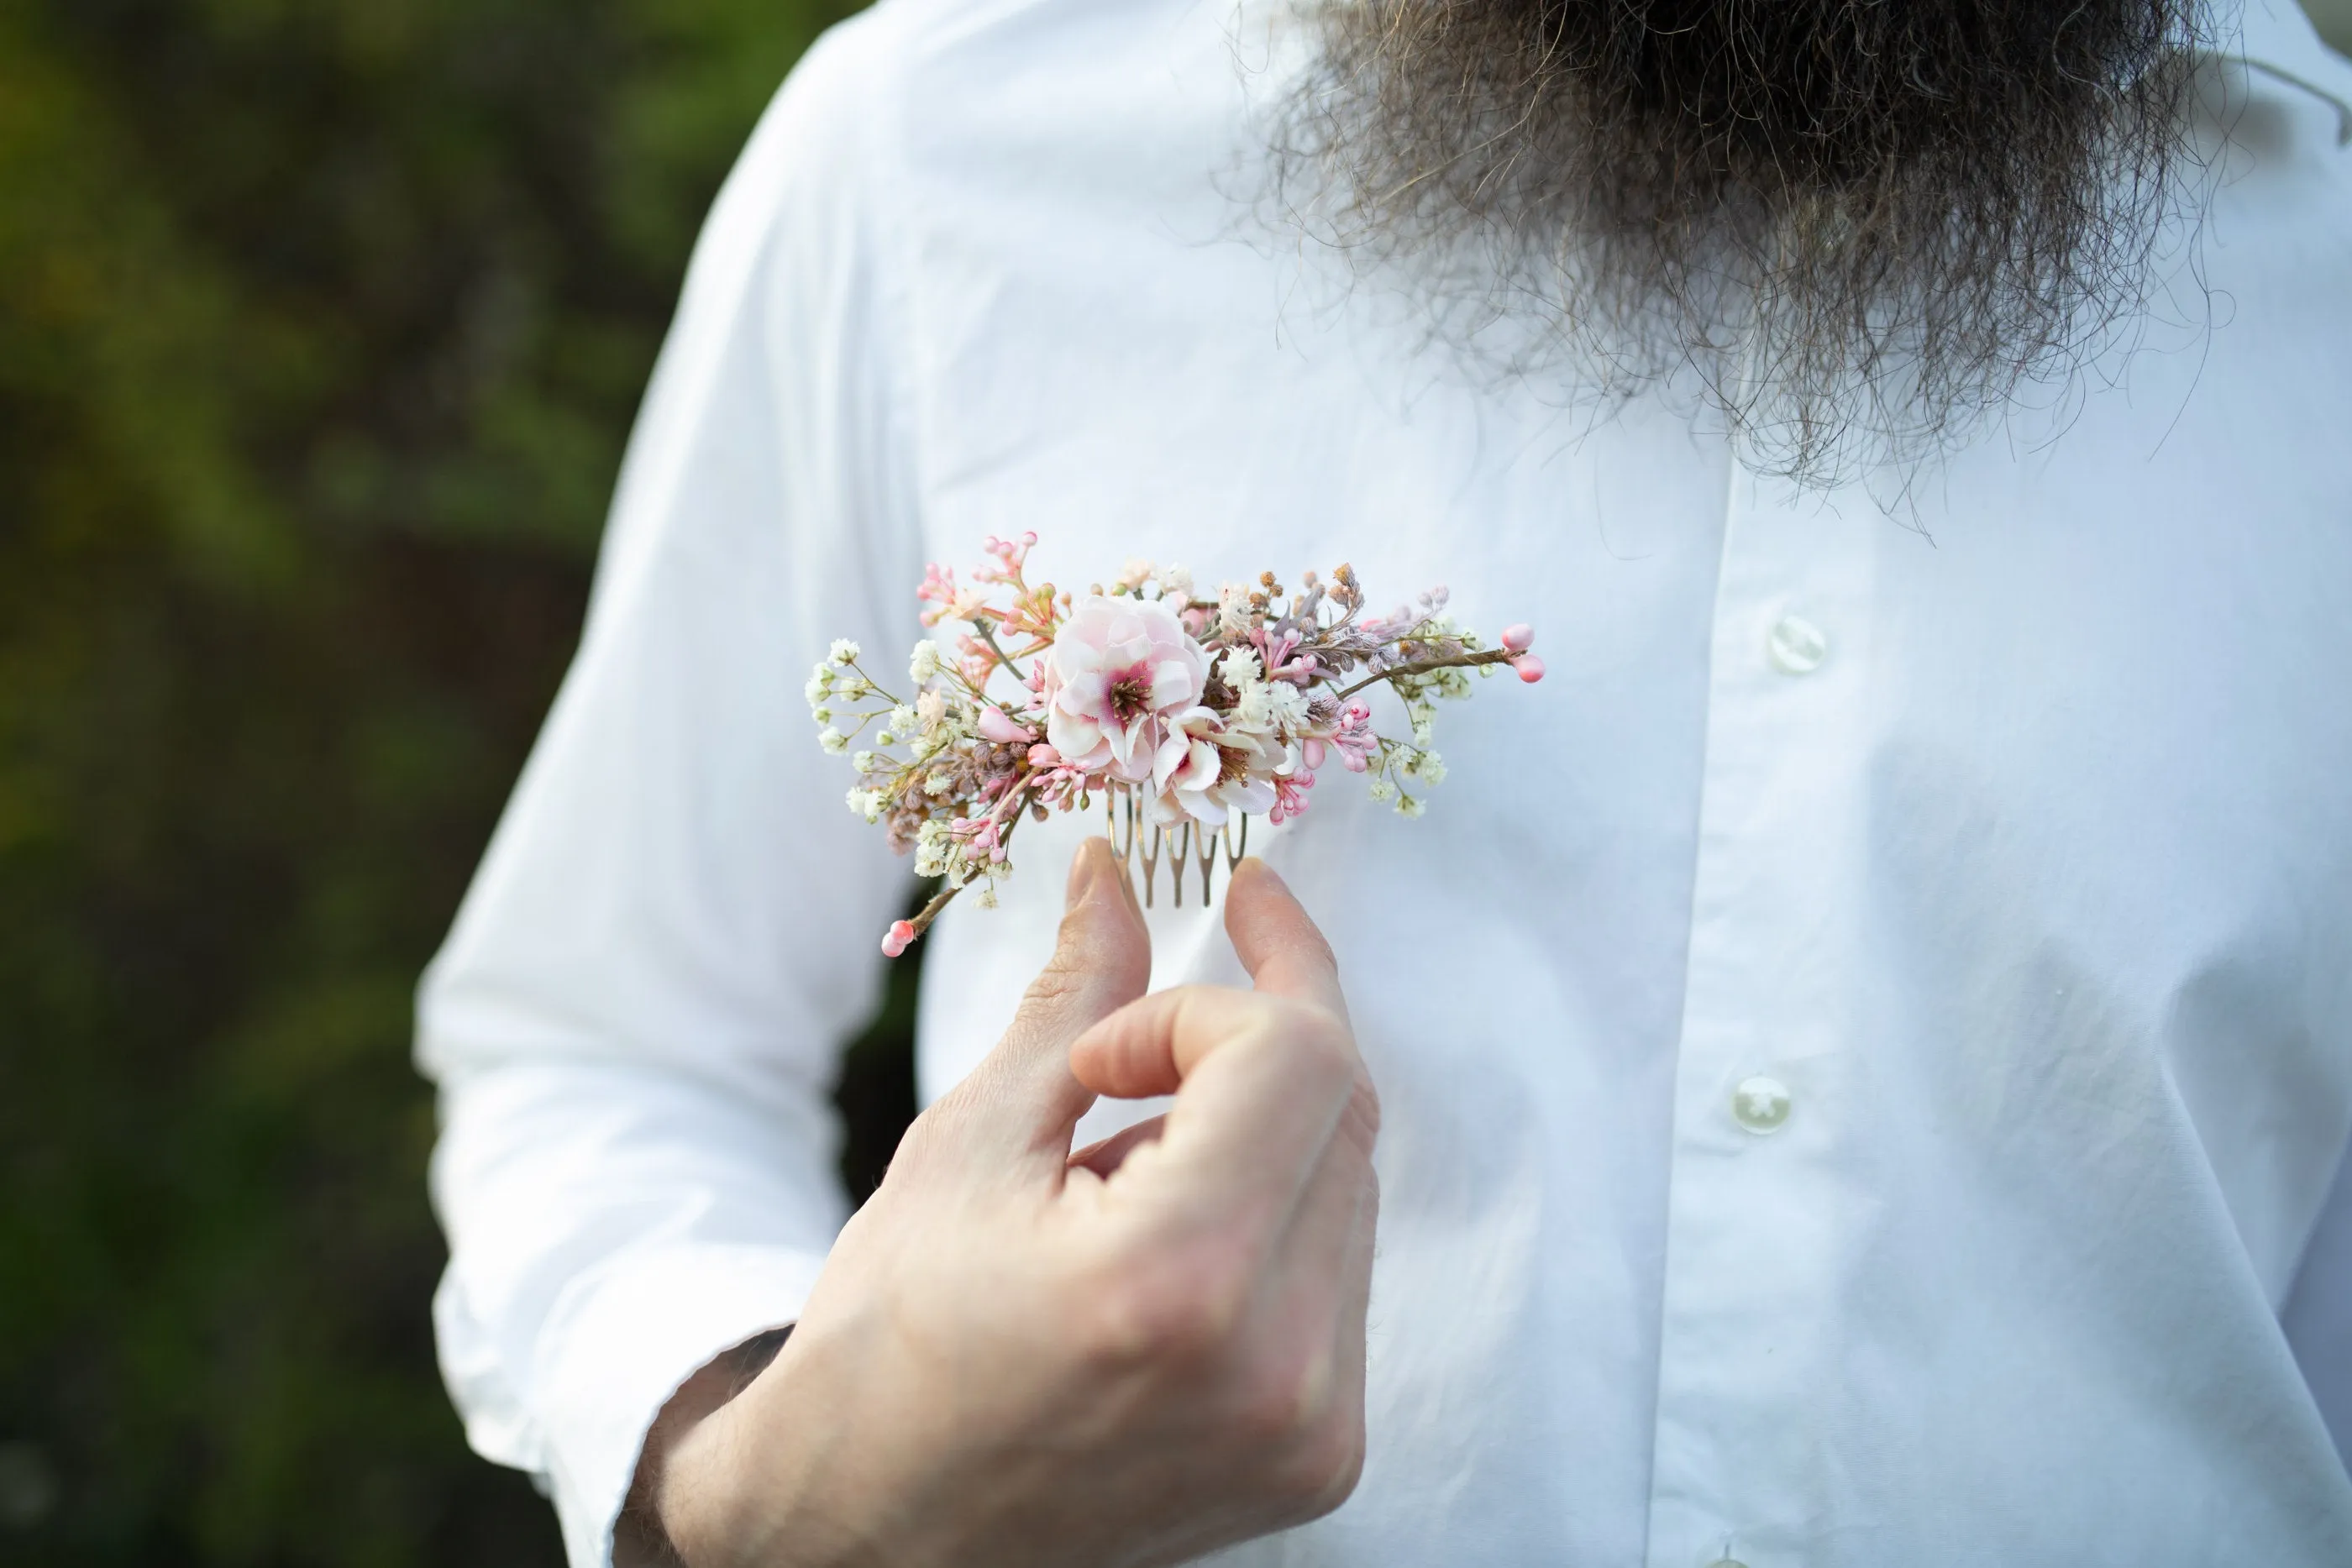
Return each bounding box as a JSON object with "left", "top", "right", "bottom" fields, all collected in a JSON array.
[
  {"left": 1731, "top": 1075, "right": 1792, "bottom": 1134},
  {"left": 1767, "top": 613, "right": 1828, "bottom": 674}
]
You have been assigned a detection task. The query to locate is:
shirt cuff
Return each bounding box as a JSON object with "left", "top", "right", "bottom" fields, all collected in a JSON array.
[{"left": 533, "top": 1242, "right": 830, "bottom": 1567}]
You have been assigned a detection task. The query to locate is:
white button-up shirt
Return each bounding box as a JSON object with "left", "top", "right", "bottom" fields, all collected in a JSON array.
[{"left": 418, "top": 3, "right": 2352, "bottom": 1562}]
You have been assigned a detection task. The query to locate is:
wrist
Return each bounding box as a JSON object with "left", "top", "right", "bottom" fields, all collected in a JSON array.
[
  {"left": 623, "top": 1329, "right": 797, "bottom": 1568},
  {"left": 651, "top": 1330, "right": 906, "bottom": 1568}
]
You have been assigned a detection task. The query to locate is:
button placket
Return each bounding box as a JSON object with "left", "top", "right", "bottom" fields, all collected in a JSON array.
[{"left": 1646, "top": 471, "right": 1880, "bottom": 1567}]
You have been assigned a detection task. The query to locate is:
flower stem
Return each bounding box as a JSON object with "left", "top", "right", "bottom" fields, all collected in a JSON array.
[
  {"left": 906, "top": 784, "right": 1031, "bottom": 939},
  {"left": 906, "top": 879, "right": 962, "bottom": 938},
  {"left": 842, "top": 660, "right": 904, "bottom": 710},
  {"left": 972, "top": 621, "right": 1028, "bottom": 687},
  {"left": 1335, "top": 646, "right": 1517, "bottom": 702}
]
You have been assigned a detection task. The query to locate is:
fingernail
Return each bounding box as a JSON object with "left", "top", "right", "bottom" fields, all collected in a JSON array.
[{"left": 1067, "top": 841, "right": 1102, "bottom": 910}]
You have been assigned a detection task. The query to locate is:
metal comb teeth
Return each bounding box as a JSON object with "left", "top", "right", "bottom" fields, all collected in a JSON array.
[{"left": 1103, "top": 786, "right": 1249, "bottom": 908}]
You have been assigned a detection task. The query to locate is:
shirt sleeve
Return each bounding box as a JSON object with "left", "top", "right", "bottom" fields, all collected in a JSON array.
[{"left": 414, "top": 23, "right": 924, "bottom": 1565}]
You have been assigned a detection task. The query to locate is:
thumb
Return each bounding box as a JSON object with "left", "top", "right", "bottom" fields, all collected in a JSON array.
[{"left": 939, "top": 837, "right": 1150, "bottom": 1184}]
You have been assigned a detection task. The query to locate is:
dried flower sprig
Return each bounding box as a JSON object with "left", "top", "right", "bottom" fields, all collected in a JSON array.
[{"left": 811, "top": 534, "right": 1542, "bottom": 956}]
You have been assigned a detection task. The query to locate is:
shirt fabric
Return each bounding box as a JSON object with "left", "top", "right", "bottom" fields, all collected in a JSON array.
[{"left": 417, "top": 3, "right": 2352, "bottom": 1562}]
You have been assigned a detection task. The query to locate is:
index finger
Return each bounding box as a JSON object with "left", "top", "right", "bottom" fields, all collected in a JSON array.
[{"left": 1224, "top": 859, "right": 1347, "bottom": 1023}]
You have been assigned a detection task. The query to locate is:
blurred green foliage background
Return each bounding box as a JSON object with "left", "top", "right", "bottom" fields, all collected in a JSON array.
[
  {"left": 5, "top": 2, "right": 2349, "bottom": 1565},
  {"left": 0, "top": 1, "right": 904, "bottom": 1562}
]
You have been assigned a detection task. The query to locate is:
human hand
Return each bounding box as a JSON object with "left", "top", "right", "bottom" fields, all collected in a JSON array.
[{"left": 635, "top": 838, "right": 1379, "bottom": 1568}]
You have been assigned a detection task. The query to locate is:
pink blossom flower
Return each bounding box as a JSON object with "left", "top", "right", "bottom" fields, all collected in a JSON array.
[
  {"left": 1042, "top": 595, "right": 1205, "bottom": 782},
  {"left": 917, "top": 563, "right": 993, "bottom": 627},
  {"left": 881, "top": 920, "right": 916, "bottom": 958},
  {"left": 1152, "top": 706, "right": 1279, "bottom": 828}
]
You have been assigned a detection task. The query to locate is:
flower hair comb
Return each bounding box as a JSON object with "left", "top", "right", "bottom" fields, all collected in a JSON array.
[{"left": 811, "top": 534, "right": 1542, "bottom": 956}]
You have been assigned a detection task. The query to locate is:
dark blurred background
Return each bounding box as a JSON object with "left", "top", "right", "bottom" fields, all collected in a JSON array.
[
  {"left": 4, "top": 2, "right": 2349, "bottom": 1565},
  {"left": 0, "top": 2, "right": 915, "bottom": 1562}
]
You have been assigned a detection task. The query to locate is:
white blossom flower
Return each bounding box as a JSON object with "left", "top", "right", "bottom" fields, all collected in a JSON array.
[
  {"left": 914, "top": 820, "right": 951, "bottom": 877},
  {"left": 1367, "top": 779, "right": 1396, "bottom": 803},
  {"left": 909, "top": 641, "right": 940, "bottom": 683},
  {"left": 1234, "top": 679, "right": 1273, "bottom": 729},
  {"left": 1262, "top": 680, "right": 1310, "bottom": 733},
  {"left": 1413, "top": 751, "right": 1446, "bottom": 785},
  {"left": 818, "top": 727, "right": 848, "bottom": 755},
  {"left": 829, "top": 638, "right": 862, "bottom": 667},
  {"left": 891, "top": 703, "right": 919, "bottom": 734},
  {"left": 805, "top": 674, "right": 832, "bottom": 706},
  {"left": 1397, "top": 794, "right": 1425, "bottom": 818},
  {"left": 853, "top": 751, "right": 879, "bottom": 773},
  {"left": 1151, "top": 705, "right": 1279, "bottom": 828},
  {"left": 1216, "top": 583, "right": 1252, "bottom": 636},
  {"left": 1158, "top": 564, "right": 1194, "bottom": 602},
  {"left": 811, "top": 706, "right": 832, "bottom": 726}
]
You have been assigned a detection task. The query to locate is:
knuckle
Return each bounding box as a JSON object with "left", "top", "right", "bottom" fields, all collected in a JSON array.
[
  {"left": 1274, "top": 1004, "right": 1357, "bottom": 1088},
  {"left": 1236, "top": 1347, "right": 1363, "bottom": 1516},
  {"left": 1278, "top": 915, "right": 1341, "bottom": 984},
  {"left": 1076, "top": 1241, "right": 1253, "bottom": 1372},
  {"left": 1305, "top": 926, "right": 1341, "bottom": 986},
  {"left": 1231, "top": 1356, "right": 1316, "bottom": 1449},
  {"left": 1021, "top": 953, "right": 1092, "bottom": 1015},
  {"left": 1284, "top": 1411, "right": 1368, "bottom": 1518},
  {"left": 883, "top": 1104, "right": 950, "bottom": 1177},
  {"left": 1343, "top": 1072, "right": 1383, "bottom": 1149}
]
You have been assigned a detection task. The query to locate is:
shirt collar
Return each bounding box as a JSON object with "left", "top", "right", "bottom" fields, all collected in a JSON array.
[{"left": 2233, "top": 0, "right": 2352, "bottom": 144}]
